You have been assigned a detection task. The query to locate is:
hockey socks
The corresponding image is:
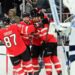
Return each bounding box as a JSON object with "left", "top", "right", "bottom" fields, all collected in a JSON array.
[
  {"left": 43, "top": 56, "right": 52, "bottom": 75},
  {"left": 32, "top": 58, "right": 40, "bottom": 72},
  {"left": 22, "top": 60, "right": 33, "bottom": 74},
  {"left": 51, "top": 56, "right": 62, "bottom": 74},
  {"left": 13, "top": 62, "right": 25, "bottom": 75}
]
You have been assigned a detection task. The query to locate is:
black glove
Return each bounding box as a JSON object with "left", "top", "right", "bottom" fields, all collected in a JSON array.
[{"left": 42, "top": 18, "right": 49, "bottom": 24}]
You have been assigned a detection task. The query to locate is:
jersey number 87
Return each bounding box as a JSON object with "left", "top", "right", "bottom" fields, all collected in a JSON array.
[{"left": 4, "top": 34, "right": 17, "bottom": 48}]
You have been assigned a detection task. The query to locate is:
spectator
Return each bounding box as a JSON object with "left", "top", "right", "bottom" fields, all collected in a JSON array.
[
  {"left": 0, "top": 2, "right": 3, "bottom": 19},
  {"left": 32, "top": 0, "right": 37, "bottom": 7},
  {"left": 37, "top": 0, "right": 50, "bottom": 9},
  {"left": 25, "top": 0, "right": 33, "bottom": 14},
  {"left": 8, "top": 8, "right": 20, "bottom": 24}
]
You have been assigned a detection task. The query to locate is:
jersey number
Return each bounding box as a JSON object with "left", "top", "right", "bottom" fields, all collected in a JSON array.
[{"left": 4, "top": 34, "right": 17, "bottom": 48}]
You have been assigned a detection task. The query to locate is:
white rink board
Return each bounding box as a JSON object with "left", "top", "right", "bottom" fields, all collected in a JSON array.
[{"left": 0, "top": 46, "right": 69, "bottom": 75}]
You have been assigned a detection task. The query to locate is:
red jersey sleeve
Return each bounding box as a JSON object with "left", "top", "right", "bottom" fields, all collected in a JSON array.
[{"left": 38, "top": 24, "right": 57, "bottom": 43}]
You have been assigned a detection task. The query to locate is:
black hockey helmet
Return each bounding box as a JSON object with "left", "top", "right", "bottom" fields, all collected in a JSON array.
[
  {"left": 30, "top": 9, "right": 38, "bottom": 17},
  {"left": 22, "top": 13, "right": 30, "bottom": 18}
]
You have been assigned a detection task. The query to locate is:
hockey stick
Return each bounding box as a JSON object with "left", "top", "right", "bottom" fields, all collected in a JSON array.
[
  {"left": 0, "top": 53, "right": 14, "bottom": 56},
  {"left": 58, "top": 32, "right": 70, "bottom": 75},
  {"left": 64, "top": 15, "right": 73, "bottom": 22},
  {"left": 48, "top": 0, "right": 70, "bottom": 75},
  {"left": 0, "top": 53, "right": 7, "bottom": 56}
]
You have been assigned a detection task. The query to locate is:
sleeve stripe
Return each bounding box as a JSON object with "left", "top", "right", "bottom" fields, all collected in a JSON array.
[
  {"left": 25, "top": 26, "right": 28, "bottom": 34},
  {"left": 41, "top": 28, "right": 48, "bottom": 32}
]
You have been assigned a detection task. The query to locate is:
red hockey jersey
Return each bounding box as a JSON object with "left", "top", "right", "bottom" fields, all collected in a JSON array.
[
  {"left": 0, "top": 24, "right": 35, "bottom": 56},
  {"left": 20, "top": 21, "right": 33, "bottom": 46}
]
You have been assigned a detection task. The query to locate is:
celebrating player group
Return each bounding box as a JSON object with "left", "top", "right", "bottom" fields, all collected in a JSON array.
[{"left": 0, "top": 8, "right": 62, "bottom": 75}]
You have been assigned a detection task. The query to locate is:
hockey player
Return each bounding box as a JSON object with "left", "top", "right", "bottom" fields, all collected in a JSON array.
[
  {"left": 39, "top": 13, "right": 53, "bottom": 75},
  {"left": 30, "top": 9, "right": 53, "bottom": 75},
  {"left": 20, "top": 13, "right": 33, "bottom": 46},
  {"left": 30, "top": 13, "right": 43, "bottom": 75},
  {"left": 20, "top": 13, "right": 34, "bottom": 75},
  {"left": 63, "top": 0, "right": 75, "bottom": 75},
  {"left": 0, "top": 18, "right": 35, "bottom": 75},
  {"left": 36, "top": 12, "right": 62, "bottom": 75}
]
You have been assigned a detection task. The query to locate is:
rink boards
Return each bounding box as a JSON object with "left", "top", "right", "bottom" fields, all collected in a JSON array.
[{"left": 0, "top": 46, "right": 69, "bottom": 75}]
